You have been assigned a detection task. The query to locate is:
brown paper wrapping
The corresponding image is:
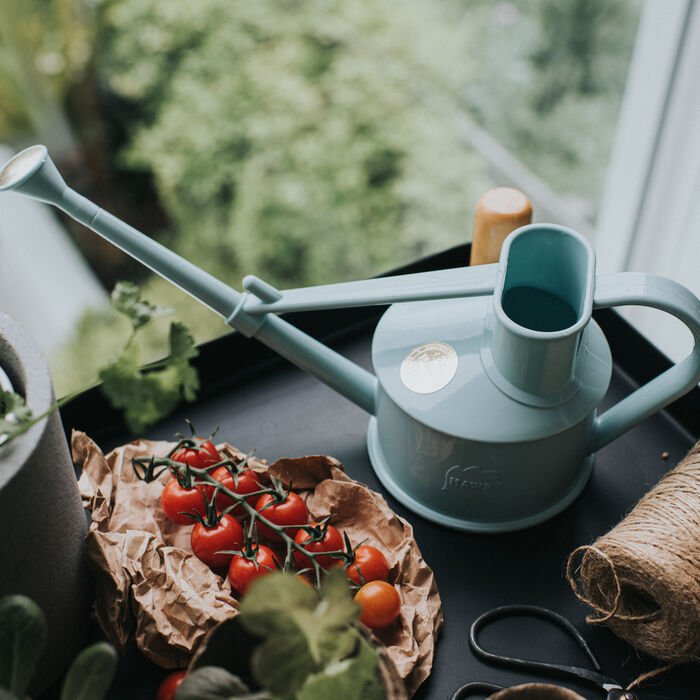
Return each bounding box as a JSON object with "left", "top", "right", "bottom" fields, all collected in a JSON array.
[{"left": 76, "top": 432, "right": 442, "bottom": 695}]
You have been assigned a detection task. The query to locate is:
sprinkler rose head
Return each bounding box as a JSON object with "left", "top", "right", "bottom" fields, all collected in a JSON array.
[
  {"left": 0, "top": 145, "right": 65, "bottom": 204},
  {"left": 0, "top": 145, "right": 48, "bottom": 191}
]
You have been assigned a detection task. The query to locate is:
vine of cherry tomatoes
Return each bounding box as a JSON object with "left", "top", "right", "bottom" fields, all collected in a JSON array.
[{"left": 139, "top": 434, "right": 400, "bottom": 631}]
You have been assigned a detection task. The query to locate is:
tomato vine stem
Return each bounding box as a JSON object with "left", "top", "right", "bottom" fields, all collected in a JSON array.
[{"left": 131, "top": 452, "right": 355, "bottom": 585}]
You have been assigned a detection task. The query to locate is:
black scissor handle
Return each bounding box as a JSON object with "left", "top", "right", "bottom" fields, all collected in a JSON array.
[{"left": 469, "top": 605, "right": 621, "bottom": 692}]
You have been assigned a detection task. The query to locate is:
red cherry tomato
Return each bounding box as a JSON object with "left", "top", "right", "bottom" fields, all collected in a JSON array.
[
  {"left": 255, "top": 491, "right": 308, "bottom": 541},
  {"left": 354, "top": 580, "right": 401, "bottom": 629},
  {"left": 293, "top": 523, "right": 344, "bottom": 569},
  {"left": 191, "top": 514, "right": 244, "bottom": 569},
  {"left": 171, "top": 439, "right": 221, "bottom": 470},
  {"left": 228, "top": 544, "right": 280, "bottom": 596},
  {"left": 346, "top": 545, "right": 390, "bottom": 585},
  {"left": 161, "top": 479, "right": 208, "bottom": 525},
  {"left": 211, "top": 466, "right": 261, "bottom": 515},
  {"left": 155, "top": 670, "right": 186, "bottom": 700}
]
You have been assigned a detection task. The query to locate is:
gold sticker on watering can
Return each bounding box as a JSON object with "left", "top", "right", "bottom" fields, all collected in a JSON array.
[{"left": 400, "top": 341, "right": 458, "bottom": 394}]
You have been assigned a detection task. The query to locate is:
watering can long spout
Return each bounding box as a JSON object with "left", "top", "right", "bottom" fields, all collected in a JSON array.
[
  {"left": 0, "top": 145, "right": 501, "bottom": 416},
  {"left": 0, "top": 145, "right": 381, "bottom": 412}
]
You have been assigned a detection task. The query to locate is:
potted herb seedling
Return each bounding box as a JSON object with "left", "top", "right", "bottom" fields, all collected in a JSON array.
[
  {"left": 0, "top": 282, "right": 200, "bottom": 692},
  {"left": 0, "top": 311, "right": 92, "bottom": 693}
]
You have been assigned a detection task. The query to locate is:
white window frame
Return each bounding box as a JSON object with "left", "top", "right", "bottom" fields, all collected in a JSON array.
[{"left": 594, "top": 0, "right": 700, "bottom": 361}]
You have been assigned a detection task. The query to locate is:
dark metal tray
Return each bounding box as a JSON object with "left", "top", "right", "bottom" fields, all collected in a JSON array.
[{"left": 58, "top": 244, "right": 700, "bottom": 700}]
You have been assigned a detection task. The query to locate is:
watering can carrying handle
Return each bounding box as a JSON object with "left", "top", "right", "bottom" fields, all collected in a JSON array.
[{"left": 591, "top": 272, "right": 700, "bottom": 452}]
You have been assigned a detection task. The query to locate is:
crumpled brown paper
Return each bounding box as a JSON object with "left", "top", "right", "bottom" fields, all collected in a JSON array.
[{"left": 76, "top": 431, "right": 442, "bottom": 695}]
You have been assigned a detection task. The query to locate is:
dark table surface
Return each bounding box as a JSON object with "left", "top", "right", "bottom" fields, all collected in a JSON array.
[{"left": 55, "top": 246, "right": 700, "bottom": 700}]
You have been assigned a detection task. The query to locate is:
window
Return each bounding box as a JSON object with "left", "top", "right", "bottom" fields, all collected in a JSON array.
[
  {"left": 594, "top": 0, "right": 700, "bottom": 363},
  {"left": 0, "top": 0, "right": 643, "bottom": 396}
]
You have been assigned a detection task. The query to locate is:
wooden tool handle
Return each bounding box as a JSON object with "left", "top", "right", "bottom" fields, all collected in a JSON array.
[{"left": 470, "top": 187, "right": 532, "bottom": 266}]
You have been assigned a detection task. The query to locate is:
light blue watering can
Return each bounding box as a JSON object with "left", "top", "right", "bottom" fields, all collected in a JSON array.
[{"left": 2, "top": 145, "right": 700, "bottom": 532}]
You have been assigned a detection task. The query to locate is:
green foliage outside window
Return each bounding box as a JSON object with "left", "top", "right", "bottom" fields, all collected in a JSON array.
[
  {"left": 0, "top": 0, "right": 641, "bottom": 399},
  {"left": 97, "top": 0, "right": 488, "bottom": 288}
]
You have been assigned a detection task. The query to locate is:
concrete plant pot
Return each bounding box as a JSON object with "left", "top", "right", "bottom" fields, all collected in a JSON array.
[{"left": 0, "top": 312, "right": 92, "bottom": 692}]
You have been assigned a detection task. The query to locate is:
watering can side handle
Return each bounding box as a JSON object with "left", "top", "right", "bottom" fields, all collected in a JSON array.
[{"left": 590, "top": 272, "right": 700, "bottom": 452}]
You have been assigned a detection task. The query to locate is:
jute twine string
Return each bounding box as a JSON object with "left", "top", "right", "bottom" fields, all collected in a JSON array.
[{"left": 566, "top": 440, "right": 700, "bottom": 664}]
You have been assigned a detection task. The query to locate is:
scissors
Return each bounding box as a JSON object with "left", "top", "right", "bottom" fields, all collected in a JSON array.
[{"left": 451, "top": 605, "right": 667, "bottom": 700}]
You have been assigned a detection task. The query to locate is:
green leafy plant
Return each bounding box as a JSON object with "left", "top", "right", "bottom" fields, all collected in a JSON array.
[
  {"left": 0, "top": 281, "right": 199, "bottom": 448},
  {"left": 176, "top": 572, "right": 385, "bottom": 700},
  {"left": 99, "top": 281, "right": 200, "bottom": 432},
  {"left": 97, "top": 0, "right": 487, "bottom": 291},
  {"left": 0, "top": 595, "right": 116, "bottom": 700}
]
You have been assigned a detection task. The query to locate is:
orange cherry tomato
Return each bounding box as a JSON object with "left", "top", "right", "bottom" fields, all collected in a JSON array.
[
  {"left": 346, "top": 545, "right": 390, "bottom": 585},
  {"left": 354, "top": 580, "right": 401, "bottom": 629}
]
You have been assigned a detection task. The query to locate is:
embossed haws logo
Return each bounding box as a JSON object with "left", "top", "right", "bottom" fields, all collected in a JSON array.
[{"left": 442, "top": 465, "right": 503, "bottom": 495}]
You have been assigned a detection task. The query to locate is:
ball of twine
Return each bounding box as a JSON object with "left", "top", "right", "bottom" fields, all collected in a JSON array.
[{"left": 567, "top": 440, "right": 700, "bottom": 663}]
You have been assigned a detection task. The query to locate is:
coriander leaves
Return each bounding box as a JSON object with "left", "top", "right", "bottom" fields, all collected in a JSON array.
[
  {"left": 110, "top": 281, "right": 171, "bottom": 330},
  {"left": 177, "top": 571, "right": 385, "bottom": 700},
  {"left": 98, "top": 284, "right": 199, "bottom": 433}
]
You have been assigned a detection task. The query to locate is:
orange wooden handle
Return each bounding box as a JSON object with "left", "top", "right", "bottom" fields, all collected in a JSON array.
[{"left": 470, "top": 188, "right": 532, "bottom": 266}]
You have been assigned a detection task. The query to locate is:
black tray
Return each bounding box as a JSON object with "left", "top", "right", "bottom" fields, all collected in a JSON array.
[{"left": 59, "top": 244, "right": 700, "bottom": 700}]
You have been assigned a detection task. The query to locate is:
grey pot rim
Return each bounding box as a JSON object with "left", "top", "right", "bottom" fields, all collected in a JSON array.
[{"left": 0, "top": 311, "right": 54, "bottom": 489}]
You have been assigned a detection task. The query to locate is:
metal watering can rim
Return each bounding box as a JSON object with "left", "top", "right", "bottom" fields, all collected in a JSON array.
[{"left": 2, "top": 145, "right": 700, "bottom": 458}]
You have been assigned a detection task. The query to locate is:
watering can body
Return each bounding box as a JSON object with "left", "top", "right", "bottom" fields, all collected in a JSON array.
[
  {"left": 365, "top": 227, "right": 700, "bottom": 531},
  {"left": 368, "top": 295, "right": 611, "bottom": 533},
  {"left": 368, "top": 227, "right": 611, "bottom": 532},
  {"left": 3, "top": 145, "right": 700, "bottom": 532}
]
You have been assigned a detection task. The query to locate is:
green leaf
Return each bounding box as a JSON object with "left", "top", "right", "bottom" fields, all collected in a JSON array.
[
  {"left": 99, "top": 344, "right": 172, "bottom": 433},
  {"left": 98, "top": 322, "right": 199, "bottom": 433},
  {"left": 175, "top": 667, "right": 268, "bottom": 700},
  {"left": 0, "top": 390, "right": 35, "bottom": 445},
  {"left": 239, "top": 571, "right": 361, "bottom": 697},
  {"left": 60, "top": 642, "right": 117, "bottom": 700},
  {"left": 166, "top": 322, "right": 200, "bottom": 401},
  {"left": 111, "top": 281, "right": 171, "bottom": 330},
  {"left": 250, "top": 622, "right": 315, "bottom": 697},
  {"left": 239, "top": 574, "right": 319, "bottom": 637},
  {"left": 0, "top": 595, "right": 47, "bottom": 697},
  {"left": 296, "top": 636, "right": 383, "bottom": 700}
]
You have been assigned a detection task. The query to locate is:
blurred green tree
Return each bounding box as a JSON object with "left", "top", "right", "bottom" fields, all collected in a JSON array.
[
  {"left": 462, "top": 0, "right": 640, "bottom": 205},
  {"left": 0, "top": 0, "right": 96, "bottom": 154},
  {"left": 530, "top": 0, "right": 636, "bottom": 113},
  {"left": 52, "top": 0, "right": 493, "bottom": 394},
  {"left": 97, "top": 0, "right": 488, "bottom": 288}
]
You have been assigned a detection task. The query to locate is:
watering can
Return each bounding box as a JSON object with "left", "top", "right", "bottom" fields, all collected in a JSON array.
[{"left": 3, "top": 145, "right": 700, "bottom": 532}]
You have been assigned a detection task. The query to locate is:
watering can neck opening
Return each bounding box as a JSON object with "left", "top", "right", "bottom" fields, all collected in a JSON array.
[{"left": 486, "top": 225, "right": 596, "bottom": 401}]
